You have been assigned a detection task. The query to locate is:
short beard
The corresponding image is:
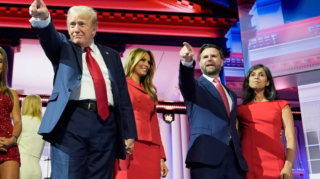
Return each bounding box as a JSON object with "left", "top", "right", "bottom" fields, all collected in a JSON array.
[{"left": 201, "top": 63, "right": 222, "bottom": 77}]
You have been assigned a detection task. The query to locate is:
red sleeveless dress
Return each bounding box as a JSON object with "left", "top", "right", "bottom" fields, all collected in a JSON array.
[
  {"left": 0, "top": 92, "right": 20, "bottom": 164},
  {"left": 238, "top": 100, "right": 289, "bottom": 179}
]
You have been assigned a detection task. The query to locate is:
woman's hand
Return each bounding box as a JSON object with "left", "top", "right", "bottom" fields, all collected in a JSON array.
[
  {"left": 0, "top": 137, "right": 16, "bottom": 149},
  {"left": 280, "top": 166, "right": 293, "bottom": 179},
  {"left": 0, "top": 147, "right": 7, "bottom": 152},
  {"left": 160, "top": 158, "right": 168, "bottom": 178}
]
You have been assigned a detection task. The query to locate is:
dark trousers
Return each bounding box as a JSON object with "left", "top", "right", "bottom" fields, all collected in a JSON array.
[
  {"left": 190, "top": 142, "right": 245, "bottom": 179},
  {"left": 49, "top": 102, "right": 117, "bottom": 179}
]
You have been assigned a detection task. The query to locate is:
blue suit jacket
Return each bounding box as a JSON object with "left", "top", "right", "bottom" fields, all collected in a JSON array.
[
  {"left": 32, "top": 22, "right": 137, "bottom": 159},
  {"left": 179, "top": 61, "right": 248, "bottom": 171}
]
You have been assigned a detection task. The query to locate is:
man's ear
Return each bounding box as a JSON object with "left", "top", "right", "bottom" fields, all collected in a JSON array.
[
  {"left": 92, "top": 26, "right": 97, "bottom": 37},
  {"left": 92, "top": 30, "right": 97, "bottom": 37}
]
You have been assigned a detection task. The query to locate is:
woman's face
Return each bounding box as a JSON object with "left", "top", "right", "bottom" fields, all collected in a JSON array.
[
  {"left": 133, "top": 53, "right": 151, "bottom": 78},
  {"left": 0, "top": 53, "right": 3, "bottom": 74},
  {"left": 248, "top": 67, "right": 270, "bottom": 90}
]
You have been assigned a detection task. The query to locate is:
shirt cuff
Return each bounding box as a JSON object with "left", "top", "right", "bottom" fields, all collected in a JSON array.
[
  {"left": 181, "top": 60, "right": 194, "bottom": 67},
  {"left": 30, "top": 13, "right": 51, "bottom": 28}
]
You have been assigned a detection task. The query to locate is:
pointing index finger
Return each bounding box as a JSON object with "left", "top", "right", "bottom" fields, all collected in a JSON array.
[
  {"left": 36, "top": 0, "right": 43, "bottom": 7},
  {"left": 183, "top": 42, "right": 192, "bottom": 51}
]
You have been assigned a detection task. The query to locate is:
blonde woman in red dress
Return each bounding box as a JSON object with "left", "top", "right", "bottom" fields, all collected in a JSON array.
[
  {"left": 0, "top": 47, "right": 22, "bottom": 179},
  {"left": 114, "top": 48, "right": 168, "bottom": 179},
  {"left": 237, "top": 64, "right": 295, "bottom": 179}
]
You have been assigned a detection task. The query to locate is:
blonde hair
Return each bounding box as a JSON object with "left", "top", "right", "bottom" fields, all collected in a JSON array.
[
  {"left": 67, "top": 6, "right": 98, "bottom": 30},
  {"left": 123, "top": 48, "right": 158, "bottom": 105},
  {"left": 0, "top": 47, "right": 13, "bottom": 106},
  {"left": 21, "top": 94, "right": 42, "bottom": 120}
]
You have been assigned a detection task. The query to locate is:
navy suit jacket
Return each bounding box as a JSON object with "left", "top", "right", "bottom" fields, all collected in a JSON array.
[
  {"left": 179, "top": 61, "right": 248, "bottom": 171},
  {"left": 32, "top": 22, "right": 137, "bottom": 159}
]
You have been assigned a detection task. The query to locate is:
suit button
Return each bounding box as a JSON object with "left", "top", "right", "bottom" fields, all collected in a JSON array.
[
  {"left": 78, "top": 76, "right": 81, "bottom": 80},
  {"left": 68, "top": 88, "right": 72, "bottom": 92}
]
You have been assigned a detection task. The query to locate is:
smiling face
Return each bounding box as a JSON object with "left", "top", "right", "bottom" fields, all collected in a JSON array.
[
  {"left": 133, "top": 53, "right": 151, "bottom": 78},
  {"left": 249, "top": 67, "right": 270, "bottom": 90},
  {"left": 199, "top": 48, "right": 223, "bottom": 78},
  {"left": 68, "top": 14, "right": 96, "bottom": 47}
]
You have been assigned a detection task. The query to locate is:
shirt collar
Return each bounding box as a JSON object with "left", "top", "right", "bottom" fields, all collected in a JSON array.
[
  {"left": 82, "top": 41, "right": 96, "bottom": 53},
  {"left": 202, "top": 74, "right": 220, "bottom": 83}
]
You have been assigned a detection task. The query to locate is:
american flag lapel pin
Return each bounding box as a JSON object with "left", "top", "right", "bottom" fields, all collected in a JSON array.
[{"left": 105, "top": 52, "right": 109, "bottom": 55}]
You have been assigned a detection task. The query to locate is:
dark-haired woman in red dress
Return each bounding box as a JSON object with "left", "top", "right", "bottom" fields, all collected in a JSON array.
[
  {"left": 237, "top": 64, "right": 295, "bottom": 179},
  {"left": 0, "top": 47, "right": 22, "bottom": 179}
]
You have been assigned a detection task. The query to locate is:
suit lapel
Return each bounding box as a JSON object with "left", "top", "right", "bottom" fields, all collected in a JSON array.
[
  {"left": 223, "top": 84, "right": 235, "bottom": 111},
  {"left": 198, "top": 76, "right": 228, "bottom": 116},
  {"left": 70, "top": 41, "right": 83, "bottom": 71},
  {"left": 96, "top": 43, "right": 114, "bottom": 82},
  {"left": 126, "top": 77, "right": 148, "bottom": 94}
]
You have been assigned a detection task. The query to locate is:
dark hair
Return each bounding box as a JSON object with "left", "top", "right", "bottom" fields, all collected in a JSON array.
[
  {"left": 198, "top": 44, "right": 224, "bottom": 61},
  {"left": 242, "top": 64, "right": 280, "bottom": 105}
]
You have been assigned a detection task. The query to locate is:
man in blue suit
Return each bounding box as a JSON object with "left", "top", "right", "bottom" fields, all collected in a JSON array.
[
  {"left": 179, "top": 42, "right": 248, "bottom": 179},
  {"left": 29, "top": 0, "right": 137, "bottom": 178}
]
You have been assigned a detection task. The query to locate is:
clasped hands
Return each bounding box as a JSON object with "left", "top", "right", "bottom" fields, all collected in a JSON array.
[
  {"left": 0, "top": 137, "right": 16, "bottom": 152},
  {"left": 124, "top": 139, "right": 134, "bottom": 155}
]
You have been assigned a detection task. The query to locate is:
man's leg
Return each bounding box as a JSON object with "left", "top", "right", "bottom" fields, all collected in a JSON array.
[
  {"left": 190, "top": 162, "right": 226, "bottom": 179},
  {"left": 50, "top": 143, "right": 73, "bottom": 179},
  {"left": 50, "top": 104, "right": 93, "bottom": 179},
  {"left": 226, "top": 143, "right": 245, "bottom": 179},
  {"left": 86, "top": 111, "right": 117, "bottom": 179}
]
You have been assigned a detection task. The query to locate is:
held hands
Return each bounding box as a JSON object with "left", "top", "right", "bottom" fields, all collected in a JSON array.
[
  {"left": 160, "top": 159, "right": 169, "bottom": 178},
  {"left": 29, "top": 0, "right": 49, "bottom": 20},
  {"left": 124, "top": 139, "right": 134, "bottom": 155},
  {"left": 280, "top": 166, "right": 293, "bottom": 179},
  {"left": 179, "top": 42, "right": 195, "bottom": 62}
]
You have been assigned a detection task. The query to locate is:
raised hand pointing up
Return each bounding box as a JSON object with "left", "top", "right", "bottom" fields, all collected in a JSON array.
[
  {"left": 29, "top": 0, "right": 49, "bottom": 20},
  {"left": 179, "top": 42, "right": 195, "bottom": 62}
]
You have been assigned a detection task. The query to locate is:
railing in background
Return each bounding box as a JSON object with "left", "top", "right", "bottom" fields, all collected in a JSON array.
[
  {"left": 248, "top": 16, "right": 320, "bottom": 50},
  {"left": 224, "top": 52, "right": 244, "bottom": 67}
]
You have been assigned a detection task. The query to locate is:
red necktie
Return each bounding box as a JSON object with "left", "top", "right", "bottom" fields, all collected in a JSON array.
[
  {"left": 213, "top": 78, "right": 230, "bottom": 117},
  {"left": 84, "top": 47, "right": 109, "bottom": 120}
]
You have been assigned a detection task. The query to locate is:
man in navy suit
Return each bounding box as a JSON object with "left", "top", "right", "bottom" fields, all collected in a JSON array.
[
  {"left": 29, "top": 0, "right": 137, "bottom": 178},
  {"left": 179, "top": 42, "right": 248, "bottom": 179}
]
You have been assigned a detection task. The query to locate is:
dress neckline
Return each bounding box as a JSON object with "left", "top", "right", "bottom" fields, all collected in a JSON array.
[{"left": 247, "top": 99, "right": 284, "bottom": 105}]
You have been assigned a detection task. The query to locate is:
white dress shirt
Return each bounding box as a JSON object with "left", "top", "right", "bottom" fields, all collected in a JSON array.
[
  {"left": 30, "top": 14, "right": 114, "bottom": 106},
  {"left": 181, "top": 60, "right": 232, "bottom": 110}
]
